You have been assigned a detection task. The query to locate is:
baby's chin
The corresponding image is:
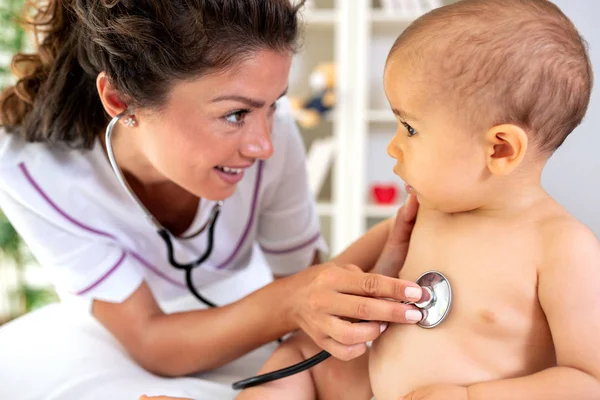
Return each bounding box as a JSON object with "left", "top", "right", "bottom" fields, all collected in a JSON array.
[
  {"left": 408, "top": 190, "right": 480, "bottom": 214},
  {"left": 422, "top": 199, "right": 486, "bottom": 215}
]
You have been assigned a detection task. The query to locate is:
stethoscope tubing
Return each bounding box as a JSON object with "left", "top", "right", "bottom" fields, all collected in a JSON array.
[
  {"left": 231, "top": 350, "right": 331, "bottom": 390},
  {"left": 105, "top": 111, "right": 311, "bottom": 388},
  {"left": 105, "top": 112, "right": 452, "bottom": 391}
]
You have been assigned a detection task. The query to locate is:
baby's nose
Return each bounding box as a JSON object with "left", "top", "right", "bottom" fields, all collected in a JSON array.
[{"left": 387, "top": 138, "right": 403, "bottom": 161}]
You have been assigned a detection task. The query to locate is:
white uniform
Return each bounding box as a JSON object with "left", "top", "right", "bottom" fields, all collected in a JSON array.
[{"left": 0, "top": 98, "right": 327, "bottom": 399}]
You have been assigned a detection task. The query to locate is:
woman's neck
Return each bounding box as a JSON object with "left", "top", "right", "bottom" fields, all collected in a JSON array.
[
  {"left": 99, "top": 126, "right": 200, "bottom": 235},
  {"left": 100, "top": 123, "right": 167, "bottom": 186}
]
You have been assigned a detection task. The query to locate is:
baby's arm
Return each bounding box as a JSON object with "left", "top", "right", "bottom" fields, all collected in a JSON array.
[
  {"left": 466, "top": 220, "right": 600, "bottom": 399},
  {"left": 236, "top": 332, "right": 372, "bottom": 400}
]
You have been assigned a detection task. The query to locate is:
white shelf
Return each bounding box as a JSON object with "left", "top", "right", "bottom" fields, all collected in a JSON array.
[
  {"left": 368, "top": 109, "right": 396, "bottom": 123},
  {"left": 369, "top": 11, "right": 415, "bottom": 24},
  {"left": 364, "top": 204, "right": 400, "bottom": 218},
  {"left": 317, "top": 202, "right": 334, "bottom": 216},
  {"left": 319, "top": 201, "right": 399, "bottom": 219},
  {"left": 302, "top": 9, "right": 337, "bottom": 27},
  {"left": 295, "top": 1, "right": 444, "bottom": 255},
  {"left": 324, "top": 110, "right": 396, "bottom": 124}
]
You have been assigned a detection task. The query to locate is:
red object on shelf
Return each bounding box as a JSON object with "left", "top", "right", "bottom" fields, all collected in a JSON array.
[{"left": 371, "top": 184, "right": 398, "bottom": 204}]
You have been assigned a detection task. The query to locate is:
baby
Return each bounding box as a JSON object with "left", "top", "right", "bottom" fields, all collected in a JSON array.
[{"left": 235, "top": 0, "right": 600, "bottom": 399}]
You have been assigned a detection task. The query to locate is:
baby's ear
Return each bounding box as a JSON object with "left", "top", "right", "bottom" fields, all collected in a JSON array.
[{"left": 483, "top": 124, "right": 528, "bottom": 175}]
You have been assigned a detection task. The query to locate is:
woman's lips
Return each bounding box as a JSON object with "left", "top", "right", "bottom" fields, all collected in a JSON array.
[{"left": 214, "top": 166, "right": 245, "bottom": 185}]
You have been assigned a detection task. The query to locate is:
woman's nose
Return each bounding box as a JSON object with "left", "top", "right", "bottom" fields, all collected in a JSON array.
[{"left": 241, "top": 120, "right": 274, "bottom": 160}]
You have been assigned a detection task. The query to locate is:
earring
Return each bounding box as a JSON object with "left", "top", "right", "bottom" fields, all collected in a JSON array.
[{"left": 123, "top": 115, "right": 137, "bottom": 127}]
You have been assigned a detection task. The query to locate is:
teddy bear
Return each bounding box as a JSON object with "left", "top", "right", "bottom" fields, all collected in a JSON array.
[{"left": 289, "top": 62, "right": 335, "bottom": 129}]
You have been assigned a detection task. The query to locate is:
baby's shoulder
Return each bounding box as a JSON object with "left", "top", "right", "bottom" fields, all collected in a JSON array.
[{"left": 536, "top": 208, "right": 599, "bottom": 272}]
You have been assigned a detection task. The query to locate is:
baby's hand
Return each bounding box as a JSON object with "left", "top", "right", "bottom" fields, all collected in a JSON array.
[{"left": 400, "top": 384, "right": 468, "bottom": 400}]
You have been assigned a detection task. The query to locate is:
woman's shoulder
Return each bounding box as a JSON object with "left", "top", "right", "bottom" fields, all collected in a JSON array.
[
  {"left": 0, "top": 130, "right": 109, "bottom": 210},
  {"left": 0, "top": 130, "right": 144, "bottom": 244},
  {"left": 0, "top": 128, "right": 29, "bottom": 168},
  {"left": 0, "top": 128, "right": 86, "bottom": 172}
]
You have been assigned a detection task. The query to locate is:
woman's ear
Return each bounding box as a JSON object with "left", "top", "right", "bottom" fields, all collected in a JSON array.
[
  {"left": 484, "top": 124, "right": 528, "bottom": 176},
  {"left": 96, "top": 72, "right": 128, "bottom": 118}
]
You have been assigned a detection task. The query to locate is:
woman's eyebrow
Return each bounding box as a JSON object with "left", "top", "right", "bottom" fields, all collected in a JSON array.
[
  {"left": 211, "top": 87, "right": 289, "bottom": 108},
  {"left": 211, "top": 95, "right": 264, "bottom": 108}
]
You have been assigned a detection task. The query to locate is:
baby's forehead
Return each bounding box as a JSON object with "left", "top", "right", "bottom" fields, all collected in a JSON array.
[
  {"left": 385, "top": 0, "right": 583, "bottom": 96},
  {"left": 383, "top": 56, "right": 437, "bottom": 113},
  {"left": 381, "top": 0, "right": 592, "bottom": 153}
]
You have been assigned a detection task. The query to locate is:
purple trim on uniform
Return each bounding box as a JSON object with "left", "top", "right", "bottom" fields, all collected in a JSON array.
[
  {"left": 129, "top": 251, "right": 186, "bottom": 288},
  {"left": 260, "top": 231, "right": 322, "bottom": 255},
  {"left": 18, "top": 162, "right": 186, "bottom": 291},
  {"left": 215, "top": 160, "right": 264, "bottom": 269},
  {"left": 19, "top": 163, "right": 116, "bottom": 240},
  {"left": 19, "top": 160, "right": 265, "bottom": 290},
  {"left": 74, "top": 251, "right": 127, "bottom": 295}
]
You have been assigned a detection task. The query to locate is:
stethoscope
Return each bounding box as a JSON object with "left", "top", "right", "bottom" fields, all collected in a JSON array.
[
  {"left": 105, "top": 110, "right": 454, "bottom": 390},
  {"left": 231, "top": 270, "right": 453, "bottom": 389},
  {"left": 105, "top": 109, "right": 223, "bottom": 308}
]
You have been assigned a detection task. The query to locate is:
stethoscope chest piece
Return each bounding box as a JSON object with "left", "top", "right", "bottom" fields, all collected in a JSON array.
[
  {"left": 231, "top": 270, "right": 453, "bottom": 390},
  {"left": 413, "top": 270, "right": 452, "bottom": 328}
]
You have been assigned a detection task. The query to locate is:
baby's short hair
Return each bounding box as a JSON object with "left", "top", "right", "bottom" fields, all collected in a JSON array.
[{"left": 388, "top": 0, "right": 593, "bottom": 154}]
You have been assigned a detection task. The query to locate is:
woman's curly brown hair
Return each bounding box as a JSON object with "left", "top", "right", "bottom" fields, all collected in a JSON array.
[{"left": 0, "top": 0, "right": 305, "bottom": 149}]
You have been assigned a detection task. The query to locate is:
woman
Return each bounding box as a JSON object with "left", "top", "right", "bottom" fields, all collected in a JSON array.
[{"left": 0, "top": 0, "right": 423, "bottom": 398}]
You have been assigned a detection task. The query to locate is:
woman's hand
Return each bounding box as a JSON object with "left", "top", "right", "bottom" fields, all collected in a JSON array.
[
  {"left": 286, "top": 195, "right": 424, "bottom": 361},
  {"left": 372, "top": 193, "right": 419, "bottom": 277}
]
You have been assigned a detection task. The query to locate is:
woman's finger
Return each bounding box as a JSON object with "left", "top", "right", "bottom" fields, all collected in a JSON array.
[
  {"left": 370, "top": 195, "right": 420, "bottom": 277},
  {"left": 336, "top": 269, "right": 423, "bottom": 302},
  {"left": 319, "top": 337, "right": 368, "bottom": 362},
  {"left": 388, "top": 193, "right": 419, "bottom": 247},
  {"left": 341, "top": 263, "right": 363, "bottom": 273},
  {"left": 402, "top": 193, "right": 419, "bottom": 223},
  {"left": 327, "top": 292, "right": 423, "bottom": 324},
  {"left": 323, "top": 316, "right": 384, "bottom": 345}
]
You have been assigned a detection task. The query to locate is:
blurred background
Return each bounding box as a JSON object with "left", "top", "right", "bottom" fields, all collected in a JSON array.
[
  {"left": 0, "top": 0, "right": 58, "bottom": 325},
  {"left": 1, "top": 0, "right": 598, "bottom": 325}
]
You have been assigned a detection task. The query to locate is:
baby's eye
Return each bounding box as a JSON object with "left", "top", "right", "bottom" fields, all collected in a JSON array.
[
  {"left": 401, "top": 121, "right": 417, "bottom": 137},
  {"left": 225, "top": 109, "right": 249, "bottom": 125}
]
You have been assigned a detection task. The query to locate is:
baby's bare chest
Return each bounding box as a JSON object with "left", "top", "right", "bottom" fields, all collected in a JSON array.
[
  {"left": 399, "top": 219, "right": 543, "bottom": 333},
  {"left": 369, "top": 216, "right": 556, "bottom": 399}
]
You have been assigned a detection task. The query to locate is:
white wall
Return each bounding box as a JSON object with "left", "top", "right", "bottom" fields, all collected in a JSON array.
[{"left": 542, "top": 0, "right": 600, "bottom": 236}]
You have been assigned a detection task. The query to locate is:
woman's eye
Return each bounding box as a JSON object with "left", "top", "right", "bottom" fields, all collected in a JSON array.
[
  {"left": 401, "top": 121, "right": 417, "bottom": 137},
  {"left": 225, "top": 110, "right": 249, "bottom": 125}
]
